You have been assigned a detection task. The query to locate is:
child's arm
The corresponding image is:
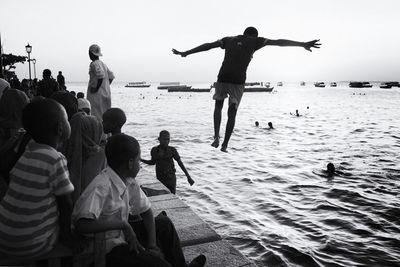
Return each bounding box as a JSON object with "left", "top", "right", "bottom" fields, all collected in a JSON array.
[
  {"left": 56, "top": 194, "right": 73, "bottom": 247},
  {"left": 140, "top": 208, "right": 160, "bottom": 254},
  {"left": 76, "top": 217, "right": 144, "bottom": 254},
  {"left": 176, "top": 159, "right": 194, "bottom": 186},
  {"left": 265, "top": 39, "right": 321, "bottom": 52},
  {"left": 141, "top": 147, "right": 156, "bottom": 165},
  {"left": 140, "top": 158, "right": 155, "bottom": 165}
]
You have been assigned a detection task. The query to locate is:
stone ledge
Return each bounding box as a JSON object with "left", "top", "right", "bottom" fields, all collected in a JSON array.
[
  {"left": 152, "top": 206, "right": 222, "bottom": 247},
  {"left": 183, "top": 240, "right": 258, "bottom": 267}
]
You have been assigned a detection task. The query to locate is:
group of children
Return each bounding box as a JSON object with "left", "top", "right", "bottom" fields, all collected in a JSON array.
[{"left": 0, "top": 95, "right": 204, "bottom": 266}]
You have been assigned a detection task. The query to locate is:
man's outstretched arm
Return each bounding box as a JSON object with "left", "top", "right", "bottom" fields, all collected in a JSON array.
[
  {"left": 172, "top": 41, "right": 221, "bottom": 57},
  {"left": 265, "top": 39, "right": 321, "bottom": 52}
]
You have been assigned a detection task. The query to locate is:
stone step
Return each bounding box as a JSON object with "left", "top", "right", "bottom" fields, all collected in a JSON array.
[
  {"left": 183, "top": 240, "right": 258, "bottom": 267},
  {"left": 138, "top": 169, "right": 258, "bottom": 266}
]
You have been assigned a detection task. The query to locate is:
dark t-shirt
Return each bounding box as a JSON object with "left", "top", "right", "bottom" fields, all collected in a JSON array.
[
  {"left": 150, "top": 145, "right": 180, "bottom": 178},
  {"left": 217, "top": 35, "right": 267, "bottom": 84}
]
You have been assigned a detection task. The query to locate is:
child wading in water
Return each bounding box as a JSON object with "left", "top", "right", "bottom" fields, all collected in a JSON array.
[{"left": 141, "top": 130, "right": 194, "bottom": 194}]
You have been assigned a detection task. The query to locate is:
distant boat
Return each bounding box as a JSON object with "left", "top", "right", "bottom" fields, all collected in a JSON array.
[
  {"left": 244, "top": 82, "right": 262, "bottom": 86},
  {"left": 157, "top": 82, "right": 192, "bottom": 90},
  {"left": 277, "top": 82, "right": 283, "bottom": 86},
  {"left": 244, "top": 86, "right": 274, "bottom": 92},
  {"left": 168, "top": 87, "right": 209, "bottom": 92},
  {"left": 209, "top": 82, "right": 273, "bottom": 92},
  {"left": 300, "top": 81, "right": 306, "bottom": 86},
  {"left": 244, "top": 82, "right": 274, "bottom": 92},
  {"left": 379, "top": 81, "right": 399, "bottom": 88},
  {"left": 314, "top": 82, "right": 326, "bottom": 87},
  {"left": 125, "top": 82, "right": 151, "bottom": 88},
  {"left": 330, "top": 82, "right": 337, "bottom": 87},
  {"left": 379, "top": 82, "right": 392, "bottom": 89},
  {"left": 349, "top": 82, "right": 373, "bottom": 88}
]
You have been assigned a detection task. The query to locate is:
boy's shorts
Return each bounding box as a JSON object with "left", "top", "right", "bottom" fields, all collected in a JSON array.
[{"left": 213, "top": 82, "right": 244, "bottom": 109}]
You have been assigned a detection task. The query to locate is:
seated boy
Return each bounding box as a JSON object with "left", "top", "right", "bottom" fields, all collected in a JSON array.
[
  {"left": 141, "top": 130, "right": 194, "bottom": 194},
  {"left": 102, "top": 107, "right": 127, "bottom": 136},
  {"left": 0, "top": 99, "right": 75, "bottom": 258},
  {"left": 72, "top": 134, "right": 205, "bottom": 267},
  {"left": 72, "top": 134, "right": 171, "bottom": 266}
]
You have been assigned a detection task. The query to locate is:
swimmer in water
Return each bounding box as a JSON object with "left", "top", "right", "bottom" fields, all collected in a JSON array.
[
  {"left": 326, "top": 162, "right": 335, "bottom": 176},
  {"left": 290, "top": 109, "right": 301, "bottom": 117}
]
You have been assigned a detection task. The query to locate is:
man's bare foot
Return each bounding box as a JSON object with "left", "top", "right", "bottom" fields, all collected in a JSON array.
[
  {"left": 211, "top": 137, "right": 219, "bottom": 148},
  {"left": 220, "top": 144, "right": 228, "bottom": 153}
]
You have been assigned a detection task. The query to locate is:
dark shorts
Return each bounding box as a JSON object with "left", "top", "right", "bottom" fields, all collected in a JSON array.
[
  {"left": 213, "top": 82, "right": 245, "bottom": 109},
  {"left": 156, "top": 172, "right": 177, "bottom": 194}
]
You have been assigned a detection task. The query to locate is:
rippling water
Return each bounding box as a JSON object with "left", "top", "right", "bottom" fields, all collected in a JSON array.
[{"left": 69, "top": 82, "right": 400, "bottom": 267}]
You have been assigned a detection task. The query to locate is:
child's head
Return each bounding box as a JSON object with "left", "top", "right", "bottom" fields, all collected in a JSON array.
[
  {"left": 76, "top": 92, "right": 84, "bottom": 99},
  {"left": 22, "top": 99, "right": 71, "bottom": 147},
  {"left": 158, "top": 130, "right": 170, "bottom": 147},
  {"left": 102, "top": 108, "right": 127, "bottom": 135},
  {"left": 327, "top": 163, "right": 335, "bottom": 175},
  {"left": 105, "top": 134, "right": 140, "bottom": 178},
  {"left": 255, "top": 121, "right": 259, "bottom": 127},
  {"left": 51, "top": 91, "right": 78, "bottom": 120},
  {"left": 77, "top": 98, "right": 91, "bottom": 115},
  {"left": 268, "top": 122, "right": 273, "bottom": 128}
]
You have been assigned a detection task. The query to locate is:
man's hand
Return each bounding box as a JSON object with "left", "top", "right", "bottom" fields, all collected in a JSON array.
[
  {"left": 122, "top": 222, "right": 145, "bottom": 255},
  {"left": 172, "top": 48, "right": 187, "bottom": 57},
  {"left": 304, "top": 39, "right": 321, "bottom": 52}
]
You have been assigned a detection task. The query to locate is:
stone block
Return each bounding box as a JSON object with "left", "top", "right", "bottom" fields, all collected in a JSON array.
[
  {"left": 183, "top": 240, "right": 258, "bottom": 267},
  {"left": 152, "top": 207, "right": 221, "bottom": 247},
  {"left": 150, "top": 196, "right": 189, "bottom": 210}
]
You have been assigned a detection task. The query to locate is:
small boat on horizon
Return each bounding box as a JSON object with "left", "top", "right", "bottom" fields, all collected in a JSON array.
[
  {"left": 300, "top": 81, "right": 306, "bottom": 86},
  {"left": 244, "top": 82, "right": 274, "bottom": 92},
  {"left": 157, "top": 82, "right": 192, "bottom": 90},
  {"left": 349, "top": 81, "right": 373, "bottom": 88},
  {"left": 125, "top": 82, "right": 151, "bottom": 88},
  {"left": 168, "top": 87, "right": 209, "bottom": 92},
  {"left": 379, "top": 83, "right": 391, "bottom": 89},
  {"left": 314, "top": 82, "right": 326, "bottom": 87},
  {"left": 379, "top": 81, "right": 399, "bottom": 89},
  {"left": 330, "top": 82, "right": 337, "bottom": 87}
]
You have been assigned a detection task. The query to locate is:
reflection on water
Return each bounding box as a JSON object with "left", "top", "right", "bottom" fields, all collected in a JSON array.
[{"left": 72, "top": 82, "right": 400, "bottom": 266}]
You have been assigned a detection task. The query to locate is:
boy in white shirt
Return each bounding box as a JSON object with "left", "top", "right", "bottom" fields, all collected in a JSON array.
[{"left": 72, "top": 134, "right": 205, "bottom": 267}]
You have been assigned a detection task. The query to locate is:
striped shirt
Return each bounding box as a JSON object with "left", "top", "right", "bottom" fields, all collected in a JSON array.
[{"left": 0, "top": 141, "right": 74, "bottom": 258}]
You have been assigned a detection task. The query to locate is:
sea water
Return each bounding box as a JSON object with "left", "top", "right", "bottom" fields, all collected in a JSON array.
[{"left": 68, "top": 82, "right": 400, "bottom": 267}]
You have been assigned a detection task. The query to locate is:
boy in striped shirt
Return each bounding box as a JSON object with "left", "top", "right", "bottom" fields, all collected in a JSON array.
[{"left": 0, "top": 99, "right": 74, "bottom": 258}]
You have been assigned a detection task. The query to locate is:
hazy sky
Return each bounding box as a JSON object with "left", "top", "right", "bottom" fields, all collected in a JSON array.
[{"left": 1, "top": 0, "right": 400, "bottom": 83}]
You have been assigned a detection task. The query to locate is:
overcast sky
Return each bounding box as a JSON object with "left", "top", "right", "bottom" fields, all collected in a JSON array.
[{"left": 1, "top": 0, "right": 400, "bottom": 83}]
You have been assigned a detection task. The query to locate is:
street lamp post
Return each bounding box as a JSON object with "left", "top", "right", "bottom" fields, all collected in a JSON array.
[
  {"left": 32, "top": 58, "right": 37, "bottom": 79},
  {"left": 25, "top": 43, "right": 32, "bottom": 83}
]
